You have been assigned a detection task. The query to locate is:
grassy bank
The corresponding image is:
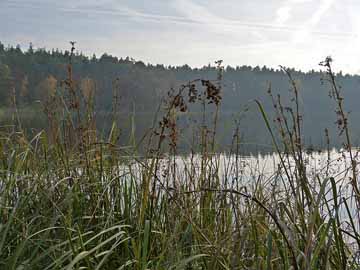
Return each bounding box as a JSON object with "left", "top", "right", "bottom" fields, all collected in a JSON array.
[{"left": 1, "top": 56, "right": 360, "bottom": 269}]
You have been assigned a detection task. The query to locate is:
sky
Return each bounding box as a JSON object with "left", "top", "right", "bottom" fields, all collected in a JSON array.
[{"left": 1, "top": 0, "right": 360, "bottom": 73}]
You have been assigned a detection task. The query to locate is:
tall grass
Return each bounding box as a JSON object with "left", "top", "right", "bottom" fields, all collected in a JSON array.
[{"left": 1, "top": 51, "right": 360, "bottom": 269}]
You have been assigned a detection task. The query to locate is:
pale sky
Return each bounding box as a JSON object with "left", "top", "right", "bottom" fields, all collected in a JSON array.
[{"left": 1, "top": 0, "right": 360, "bottom": 73}]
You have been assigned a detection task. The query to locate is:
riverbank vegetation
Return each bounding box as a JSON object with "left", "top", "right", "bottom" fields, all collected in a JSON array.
[{"left": 1, "top": 43, "right": 360, "bottom": 269}]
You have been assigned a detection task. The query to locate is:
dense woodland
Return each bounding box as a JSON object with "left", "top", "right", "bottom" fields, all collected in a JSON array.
[{"left": 1, "top": 41, "right": 360, "bottom": 152}]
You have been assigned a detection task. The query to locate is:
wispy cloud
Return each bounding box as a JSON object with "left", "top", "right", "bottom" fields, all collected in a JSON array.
[
  {"left": 172, "top": 0, "right": 354, "bottom": 40},
  {"left": 292, "top": 0, "right": 335, "bottom": 43},
  {"left": 274, "top": 0, "right": 314, "bottom": 27},
  {"left": 1, "top": 0, "right": 352, "bottom": 39},
  {"left": 276, "top": 6, "right": 292, "bottom": 25}
]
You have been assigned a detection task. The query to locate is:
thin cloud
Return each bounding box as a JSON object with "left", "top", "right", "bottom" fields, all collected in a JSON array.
[
  {"left": 292, "top": 0, "right": 335, "bottom": 43},
  {"left": 276, "top": 6, "right": 292, "bottom": 25},
  {"left": 1, "top": 0, "right": 354, "bottom": 40},
  {"left": 274, "top": 0, "right": 314, "bottom": 27},
  {"left": 172, "top": 0, "right": 354, "bottom": 39}
]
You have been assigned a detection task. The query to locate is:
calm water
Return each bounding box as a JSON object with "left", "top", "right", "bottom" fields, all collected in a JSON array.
[{"left": 143, "top": 149, "right": 360, "bottom": 223}]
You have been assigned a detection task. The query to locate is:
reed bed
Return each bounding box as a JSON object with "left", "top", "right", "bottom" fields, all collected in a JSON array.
[{"left": 1, "top": 53, "right": 360, "bottom": 269}]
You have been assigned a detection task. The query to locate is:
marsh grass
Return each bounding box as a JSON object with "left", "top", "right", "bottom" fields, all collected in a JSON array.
[{"left": 1, "top": 50, "right": 360, "bottom": 269}]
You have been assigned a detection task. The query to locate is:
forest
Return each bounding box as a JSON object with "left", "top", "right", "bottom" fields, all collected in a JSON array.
[{"left": 1, "top": 41, "right": 359, "bottom": 152}]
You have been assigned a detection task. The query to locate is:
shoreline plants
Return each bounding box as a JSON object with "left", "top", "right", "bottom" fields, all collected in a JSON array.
[{"left": 1, "top": 44, "right": 360, "bottom": 269}]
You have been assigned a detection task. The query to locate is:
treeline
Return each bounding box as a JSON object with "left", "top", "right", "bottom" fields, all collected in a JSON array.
[{"left": 1, "top": 41, "right": 360, "bottom": 151}]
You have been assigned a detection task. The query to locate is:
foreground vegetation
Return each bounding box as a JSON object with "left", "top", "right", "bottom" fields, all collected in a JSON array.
[{"left": 1, "top": 48, "right": 360, "bottom": 269}]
